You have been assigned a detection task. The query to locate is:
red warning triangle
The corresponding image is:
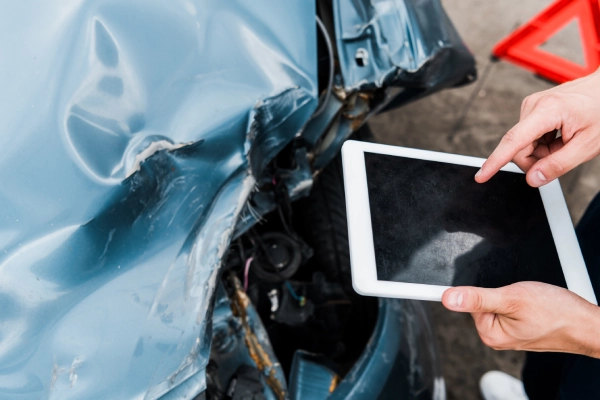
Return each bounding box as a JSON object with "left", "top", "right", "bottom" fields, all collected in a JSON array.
[{"left": 492, "top": 0, "right": 600, "bottom": 83}]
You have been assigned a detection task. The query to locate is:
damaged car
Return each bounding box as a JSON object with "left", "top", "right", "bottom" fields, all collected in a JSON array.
[{"left": 0, "top": 0, "right": 475, "bottom": 398}]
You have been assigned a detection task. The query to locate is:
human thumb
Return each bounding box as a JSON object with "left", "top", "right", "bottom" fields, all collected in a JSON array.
[
  {"left": 442, "top": 287, "right": 507, "bottom": 314},
  {"left": 526, "top": 135, "right": 588, "bottom": 187}
]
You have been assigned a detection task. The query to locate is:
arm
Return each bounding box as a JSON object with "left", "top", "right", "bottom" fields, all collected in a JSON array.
[
  {"left": 443, "top": 69, "right": 600, "bottom": 356},
  {"left": 475, "top": 68, "right": 600, "bottom": 186},
  {"left": 442, "top": 283, "right": 600, "bottom": 357}
]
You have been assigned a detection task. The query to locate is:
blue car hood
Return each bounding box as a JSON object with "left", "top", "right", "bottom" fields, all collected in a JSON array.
[
  {"left": 0, "top": 0, "right": 476, "bottom": 398},
  {"left": 0, "top": 1, "right": 317, "bottom": 398}
]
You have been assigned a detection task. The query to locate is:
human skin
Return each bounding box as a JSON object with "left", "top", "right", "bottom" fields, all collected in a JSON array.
[{"left": 442, "top": 69, "right": 600, "bottom": 358}]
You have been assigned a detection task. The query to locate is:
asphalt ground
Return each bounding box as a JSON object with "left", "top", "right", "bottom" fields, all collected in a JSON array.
[{"left": 369, "top": 1, "right": 600, "bottom": 398}]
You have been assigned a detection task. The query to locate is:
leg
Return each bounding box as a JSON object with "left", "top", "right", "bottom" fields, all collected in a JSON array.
[
  {"left": 523, "top": 192, "right": 600, "bottom": 399},
  {"left": 556, "top": 193, "right": 600, "bottom": 398},
  {"left": 522, "top": 352, "right": 565, "bottom": 400}
]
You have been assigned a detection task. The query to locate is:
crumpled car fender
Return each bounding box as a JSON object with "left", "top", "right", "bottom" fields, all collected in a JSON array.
[{"left": 0, "top": 1, "right": 317, "bottom": 398}]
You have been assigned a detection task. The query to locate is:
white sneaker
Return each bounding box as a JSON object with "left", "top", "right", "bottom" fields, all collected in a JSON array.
[{"left": 479, "top": 371, "right": 528, "bottom": 400}]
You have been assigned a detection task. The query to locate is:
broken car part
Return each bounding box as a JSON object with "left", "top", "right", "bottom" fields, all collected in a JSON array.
[{"left": 0, "top": 0, "right": 474, "bottom": 398}]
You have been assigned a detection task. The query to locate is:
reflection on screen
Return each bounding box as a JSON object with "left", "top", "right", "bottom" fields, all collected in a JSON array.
[{"left": 364, "top": 152, "right": 567, "bottom": 289}]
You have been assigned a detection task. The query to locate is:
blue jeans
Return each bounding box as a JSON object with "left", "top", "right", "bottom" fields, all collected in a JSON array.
[{"left": 522, "top": 192, "right": 600, "bottom": 399}]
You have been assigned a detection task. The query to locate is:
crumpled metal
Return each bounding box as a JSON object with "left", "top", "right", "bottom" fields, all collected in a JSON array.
[
  {"left": 333, "top": 0, "right": 475, "bottom": 92},
  {"left": 0, "top": 1, "right": 316, "bottom": 398},
  {"left": 0, "top": 0, "right": 475, "bottom": 398}
]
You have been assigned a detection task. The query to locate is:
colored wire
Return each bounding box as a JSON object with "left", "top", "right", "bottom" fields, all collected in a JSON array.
[
  {"left": 243, "top": 256, "right": 254, "bottom": 292},
  {"left": 285, "top": 281, "right": 300, "bottom": 300},
  {"left": 285, "top": 281, "right": 306, "bottom": 306}
]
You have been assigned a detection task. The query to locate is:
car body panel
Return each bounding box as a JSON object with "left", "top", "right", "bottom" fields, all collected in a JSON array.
[
  {"left": 0, "top": 1, "right": 316, "bottom": 398},
  {"left": 0, "top": 0, "right": 473, "bottom": 398}
]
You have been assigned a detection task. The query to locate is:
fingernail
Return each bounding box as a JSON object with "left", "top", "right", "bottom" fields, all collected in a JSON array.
[
  {"left": 448, "top": 291, "right": 464, "bottom": 308},
  {"left": 475, "top": 169, "right": 482, "bottom": 179},
  {"left": 531, "top": 170, "right": 547, "bottom": 186}
]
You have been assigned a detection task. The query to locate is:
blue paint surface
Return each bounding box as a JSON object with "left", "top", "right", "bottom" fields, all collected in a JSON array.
[
  {"left": 0, "top": 0, "right": 473, "bottom": 398},
  {"left": 0, "top": 1, "right": 316, "bottom": 398}
]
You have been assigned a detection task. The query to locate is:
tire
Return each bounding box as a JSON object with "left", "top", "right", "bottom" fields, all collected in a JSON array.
[
  {"left": 293, "top": 124, "right": 374, "bottom": 293},
  {"left": 292, "top": 124, "right": 377, "bottom": 371}
]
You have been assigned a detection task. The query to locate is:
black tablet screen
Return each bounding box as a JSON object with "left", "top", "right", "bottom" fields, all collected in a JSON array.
[{"left": 364, "top": 152, "right": 567, "bottom": 289}]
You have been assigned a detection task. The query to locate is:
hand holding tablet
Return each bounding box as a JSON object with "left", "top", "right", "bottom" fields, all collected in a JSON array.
[
  {"left": 341, "top": 140, "right": 597, "bottom": 305},
  {"left": 344, "top": 71, "right": 600, "bottom": 387},
  {"left": 442, "top": 281, "right": 600, "bottom": 357}
]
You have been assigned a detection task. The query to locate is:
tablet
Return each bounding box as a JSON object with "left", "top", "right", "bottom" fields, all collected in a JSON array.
[{"left": 341, "top": 140, "right": 597, "bottom": 304}]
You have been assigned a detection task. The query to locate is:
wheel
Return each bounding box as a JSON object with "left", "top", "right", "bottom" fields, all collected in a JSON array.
[{"left": 292, "top": 124, "right": 378, "bottom": 372}]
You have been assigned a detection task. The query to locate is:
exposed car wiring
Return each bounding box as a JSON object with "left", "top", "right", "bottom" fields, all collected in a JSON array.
[
  {"left": 285, "top": 281, "right": 306, "bottom": 307},
  {"left": 243, "top": 256, "right": 254, "bottom": 291},
  {"left": 277, "top": 205, "right": 295, "bottom": 238},
  {"left": 227, "top": 273, "right": 286, "bottom": 400}
]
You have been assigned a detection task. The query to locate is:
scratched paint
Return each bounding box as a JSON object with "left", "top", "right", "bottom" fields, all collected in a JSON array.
[
  {"left": 0, "top": 0, "right": 473, "bottom": 398},
  {"left": 0, "top": 1, "right": 317, "bottom": 398}
]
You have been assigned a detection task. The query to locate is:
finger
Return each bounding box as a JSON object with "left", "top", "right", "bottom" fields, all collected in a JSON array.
[
  {"left": 531, "top": 142, "right": 550, "bottom": 159},
  {"left": 542, "top": 129, "right": 559, "bottom": 144},
  {"left": 520, "top": 92, "right": 546, "bottom": 120},
  {"left": 526, "top": 134, "right": 594, "bottom": 187},
  {"left": 548, "top": 137, "right": 564, "bottom": 154},
  {"left": 523, "top": 139, "right": 564, "bottom": 162},
  {"left": 442, "top": 287, "right": 511, "bottom": 314},
  {"left": 520, "top": 95, "right": 539, "bottom": 120},
  {"left": 520, "top": 88, "right": 555, "bottom": 119},
  {"left": 513, "top": 154, "right": 538, "bottom": 173},
  {"left": 471, "top": 312, "right": 503, "bottom": 345},
  {"left": 471, "top": 313, "right": 513, "bottom": 350},
  {"left": 476, "top": 107, "right": 562, "bottom": 183}
]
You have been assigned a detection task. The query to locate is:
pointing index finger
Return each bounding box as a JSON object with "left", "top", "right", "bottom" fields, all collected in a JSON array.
[{"left": 475, "top": 108, "right": 562, "bottom": 183}]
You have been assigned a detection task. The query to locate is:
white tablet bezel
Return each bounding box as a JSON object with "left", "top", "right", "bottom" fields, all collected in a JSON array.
[{"left": 342, "top": 140, "right": 598, "bottom": 305}]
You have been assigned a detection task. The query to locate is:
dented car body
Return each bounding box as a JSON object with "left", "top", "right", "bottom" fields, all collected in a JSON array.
[{"left": 0, "top": 1, "right": 474, "bottom": 399}]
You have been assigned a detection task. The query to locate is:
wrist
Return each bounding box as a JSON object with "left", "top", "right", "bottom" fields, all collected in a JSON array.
[{"left": 566, "top": 301, "right": 600, "bottom": 358}]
